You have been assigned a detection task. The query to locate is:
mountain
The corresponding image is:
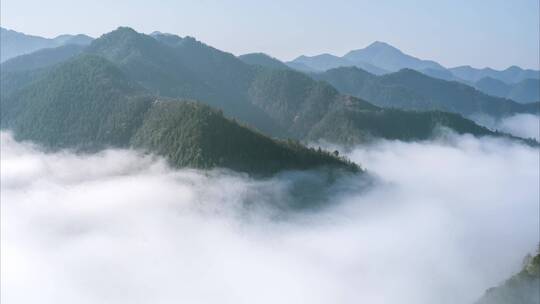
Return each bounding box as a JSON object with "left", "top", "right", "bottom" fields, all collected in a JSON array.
[
  {"left": 288, "top": 42, "right": 540, "bottom": 89},
  {"left": 474, "top": 77, "right": 511, "bottom": 98},
  {"left": 307, "top": 108, "right": 494, "bottom": 145},
  {"left": 1, "top": 27, "right": 525, "bottom": 148},
  {"left": 0, "top": 54, "right": 358, "bottom": 175},
  {"left": 292, "top": 54, "right": 350, "bottom": 71},
  {"left": 450, "top": 65, "right": 540, "bottom": 84},
  {"left": 287, "top": 41, "right": 445, "bottom": 75},
  {"left": 1, "top": 44, "right": 86, "bottom": 73},
  {"left": 288, "top": 53, "right": 387, "bottom": 75},
  {"left": 85, "top": 27, "right": 283, "bottom": 136},
  {"left": 82, "top": 28, "right": 494, "bottom": 141},
  {"left": 0, "top": 44, "right": 86, "bottom": 99},
  {"left": 246, "top": 67, "right": 509, "bottom": 145},
  {"left": 247, "top": 68, "right": 349, "bottom": 138},
  {"left": 1, "top": 28, "right": 52, "bottom": 62},
  {"left": 285, "top": 61, "right": 318, "bottom": 73},
  {"left": 131, "top": 99, "right": 358, "bottom": 174},
  {"left": 313, "top": 66, "right": 538, "bottom": 118},
  {"left": 343, "top": 41, "right": 446, "bottom": 72},
  {"left": 52, "top": 34, "right": 93, "bottom": 46},
  {"left": 506, "top": 79, "right": 540, "bottom": 103},
  {"left": 419, "top": 67, "right": 461, "bottom": 82},
  {"left": 0, "top": 27, "right": 93, "bottom": 62},
  {"left": 238, "top": 53, "right": 290, "bottom": 70},
  {"left": 475, "top": 77, "right": 540, "bottom": 104},
  {"left": 475, "top": 252, "right": 539, "bottom": 304}
]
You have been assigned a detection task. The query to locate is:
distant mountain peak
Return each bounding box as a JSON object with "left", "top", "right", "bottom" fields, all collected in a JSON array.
[
  {"left": 505, "top": 65, "right": 522, "bottom": 72},
  {"left": 91, "top": 26, "right": 143, "bottom": 45},
  {"left": 150, "top": 31, "right": 176, "bottom": 37},
  {"left": 341, "top": 41, "right": 445, "bottom": 73},
  {"left": 109, "top": 26, "right": 139, "bottom": 36},
  {"left": 293, "top": 55, "right": 310, "bottom": 61},
  {"left": 366, "top": 41, "right": 398, "bottom": 50}
]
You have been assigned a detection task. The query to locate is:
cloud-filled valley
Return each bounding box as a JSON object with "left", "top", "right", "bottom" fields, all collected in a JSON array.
[
  {"left": 474, "top": 114, "right": 540, "bottom": 141},
  {"left": 1, "top": 129, "right": 538, "bottom": 304}
]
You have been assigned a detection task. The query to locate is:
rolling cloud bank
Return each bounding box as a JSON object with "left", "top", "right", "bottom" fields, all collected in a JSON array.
[
  {"left": 474, "top": 114, "right": 540, "bottom": 141},
  {"left": 1, "top": 126, "right": 539, "bottom": 304}
]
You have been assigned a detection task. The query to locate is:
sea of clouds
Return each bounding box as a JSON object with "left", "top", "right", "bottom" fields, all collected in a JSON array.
[
  {"left": 474, "top": 113, "right": 540, "bottom": 141},
  {"left": 1, "top": 127, "right": 539, "bottom": 304}
]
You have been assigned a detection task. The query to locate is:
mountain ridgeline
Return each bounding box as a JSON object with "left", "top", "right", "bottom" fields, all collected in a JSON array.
[
  {"left": 473, "top": 77, "right": 540, "bottom": 104},
  {"left": 238, "top": 53, "right": 291, "bottom": 70},
  {"left": 288, "top": 41, "right": 540, "bottom": 102},
  {"left": 0, "top": 55, "right": 358, "bottom": 175},
  {"left": 312, "top": 66, "right": 539, "bottom": 118},
  {"left": 0, "top": 27, "right": 93, "bottom": 62},
  {"left": 1, "top": 27, "right": 535, "bottom": 174},
  {"left": 288, "top": 41, "right": 539, "bottom": 82}
]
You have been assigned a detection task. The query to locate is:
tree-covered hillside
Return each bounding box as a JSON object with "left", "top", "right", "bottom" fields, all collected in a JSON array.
[
  {"left": 85, "top": 27, "right": 282, "bottom": 136},
  {"left": 0, "top": 54, "right": 357, "bottom": 175},
  {"left": 314, "top": 67, "right": 537, "bottom": 118},
  {"left": 1, "top": 44, "right": 85, "bottom": 73},
  {"left": 475, "top": 252, "right": 540, "bottom": 304},
  {"left": 1, "top": 55, "right": 150, "bottom": 148},
  {"left": 0, "top": 27, "right": 92, "bottom": 62},
  {"left": 132, "top": 100, "right": 358, "bottom": 174},
  {"left": 307, "top": 107, "right": 495, "bottom": 145},
  {"left": 474, "top": 77, "right": 540, "bottom": 104},
  {"left": 238, "top": 53, "right": 290, "bottom": 70},
  {"left": 246, "top": 67, "right": 503, "bottom": 145},
  {"left": 2, "top": 27, "right": 532, "bottom": 149},
  {"left": 450, "top": 65, "right": 539, "bottom": 84}
]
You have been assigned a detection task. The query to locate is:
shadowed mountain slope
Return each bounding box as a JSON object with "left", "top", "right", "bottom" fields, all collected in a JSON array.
[{"left": 0, "top": 54, "right": 358, "bottom": 175}]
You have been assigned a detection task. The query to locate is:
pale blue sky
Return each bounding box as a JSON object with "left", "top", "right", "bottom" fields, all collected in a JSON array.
[{"left": 1, "top": 0, "right": 539, "bottom": 69}]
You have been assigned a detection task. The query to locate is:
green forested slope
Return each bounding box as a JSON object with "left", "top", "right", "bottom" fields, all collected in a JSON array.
[
  {"left": 85, "top": 27, "right": 282, "bottom": 136},
  {"left": 1, "top": 55, "right": 150, "bottom": 148},
  {"left": 238, "top": 53, "right": 291, "bottom": 70},
  {"left": 314, "top": 67, "right": 538, "bottom": 118},
  {"left": 1, "top": 44, "right": 85, "bottom": 73},
  {"left": 1, "top": 27, "right": 531, "bottom": 149},
  {"left": 132, "top": 100, "right": 358, "bottom": 174},
  {"left": 0, "top": 54, "right": 357, "bottom": 174},
  {"left": 307, "top": 108, "right": 495, "bottom": 145},
  {"left": 475, "top": 253, "right": 540, "bottom": 304}
]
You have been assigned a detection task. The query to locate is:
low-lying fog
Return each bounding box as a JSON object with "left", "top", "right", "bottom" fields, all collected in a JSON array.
[
  {"left": 1, "top": 127, "right": 539, "bottom": 304},
  {"left": 474, "top": 113, "right": 540, "bottom": 141}
]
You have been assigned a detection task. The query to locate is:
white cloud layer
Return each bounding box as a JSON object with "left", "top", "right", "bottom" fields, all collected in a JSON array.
[
  {"left": 474, "top": 113, "right": 540, "bottom": 141},
  {"left": 1, "top": 131, "right": 539, "bottom": 304}
]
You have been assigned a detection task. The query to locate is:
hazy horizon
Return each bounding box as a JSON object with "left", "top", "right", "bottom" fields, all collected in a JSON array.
[{"left": 1, "top": 0, "right": 539, "bottom": 70}]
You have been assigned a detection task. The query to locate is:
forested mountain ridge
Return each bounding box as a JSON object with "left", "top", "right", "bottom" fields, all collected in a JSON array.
[
  {"left": 1, "top": 27, "right": 532, "bottom": 150},
  {"left": 343, "top": 41, "right": 445, "bottom": 72},
  {"left": 313, "top": 66, "right": 538, "bottom": 118},
  {"left": 289, "top": 53, "right": 388, "bottom": 75},
  {"left": 0, "top": 54, "right": 358, "bottom": 175},
  {"left": 238, "top": 53, "right": 291, "bottom": 70},
  {"left": 84, "top": 27, "right": 282, "bottom": 136},
  {"left": 307, "top": 108, "right": 496, "bottom": 145},
  {"left": 474, "top": 77, "right": 540, "bottom": 104},
  {"left": 0, "top": 44, "right": 86, "bottom": 73},
  {"left": 1, "top": 55, "right": 149, "bottom": 148},
  {"left": 0, "top": 27, "right": 93, "bottom": 62},
  {"left": 289, "top": 41, "right": 539, "bottom": 89},
  {"left": 450, "top": 65, "right": 539, "bottom": 84},
  {"left": 132, "top": 99, "right": 359, "bottom": 174}
]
